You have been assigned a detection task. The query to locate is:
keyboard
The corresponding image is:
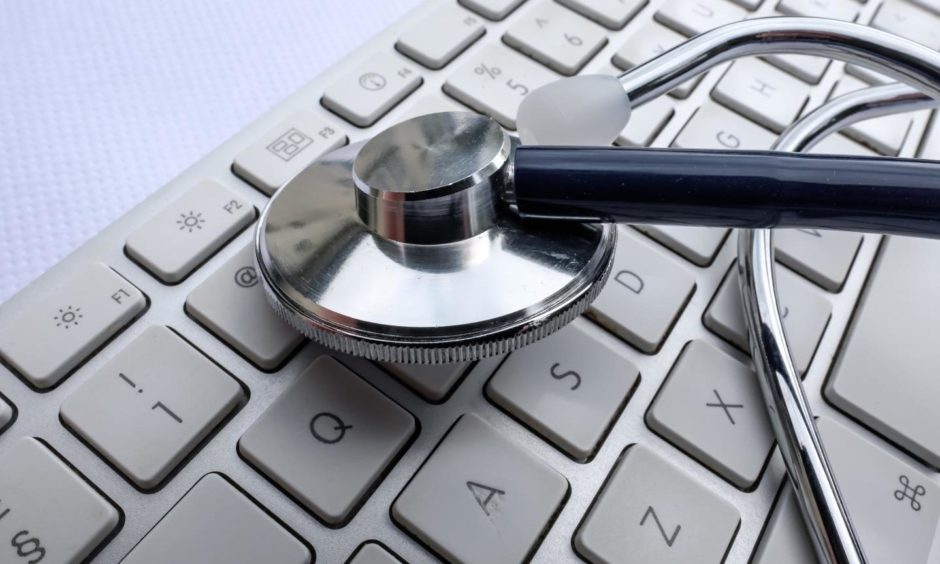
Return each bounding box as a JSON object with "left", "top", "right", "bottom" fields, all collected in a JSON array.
[{"left": 2, "top": 0, "right": 940, "bottom": 562}]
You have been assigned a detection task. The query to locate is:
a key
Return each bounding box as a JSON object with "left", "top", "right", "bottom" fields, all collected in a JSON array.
[
  {"left": 764, "top": 54, "right": 830, "bottom": 85},
  {"left": 349, "top": 542, "right": 405, "bottom": 564},
  {"left": 705, "top": 263, "right": 831, "bottom": 375},
  {"left": 487, "top": 320, "right": 640, "bottom": 461},
  {"left": 239, "top": 356, "right": 415, "bottom": 526},
  {"left": 807, "top": 132, "right": 877, "bottom": 157},
  {"left": 0, "top": 263, "right": 146, "bottom": 389},
  {"left": 60, "top": 326, "right": 245, "bottom": 489},
  {"left": 186, "top": 245, "right": 305, "bottom": 370},
  {"left": 232, "top": 111, "right": 347, "bottom": 196},
  {"left": 871, "top": 0, "right": 940, "bottom": 50},
  {"left": 125, "top": 180, "right": 255, "bottom": 283},
  {"left": 0, "top": 395, "right": 12, "bottom": 433},
  {"left": 557, "top": 0, "right": 647, "bottom": 30},
  {"left": 655, "top": 0, "right": 747, "bottom": 37},
  {"left": 773, "top": 229, "right": 863, "bottom": 292},
  {"left": 750, "top": 484, "right": 823, "bottom": 564},
  {"left": 574, "top": 444, "right": 740, "bottom": 563},
  {"left": 444, "top": 44, "right": 556, "bottom": 129},
  {"left": 825, "top": 236, "right": 940, "bottom": 468},
  {"left": 123, "top": 474, "right": 312, "bottom": 564},
  {"left": 586, "top": 228, "right": 696, "bottom": 353},
  {"left": 844, "top": 64, "right": 892, "bottom": 85},
  {"left": 753, "top": 417, "right": 940, "bottom": 563},
  {"left": 503, "top": 2, "right": 607, "bottom": 76},
  {"left": 673, "top": 100, "right": 777, "bottom": 150},
  {"left": 321, "top": 52, "right": 423, "bottom": 127},
  {"left": 615, "top": 95, "right": 674, "bottom": 147},
  {"left": 459, "top": 0, "right": 526, "bottom": 20},
  {"left": 919, "top": 112, "right": 940, "bottom": 159},
  {"left": 396, "top": 5, "right": 486, "bottom": 69},
  {"left": 647, "top": 340, "right": 775, "bottom": 488},
  {"left": 392, "top": 414, "right": 568, "bottom": 563},
  {"left": 380, "top": 361, "right": 471, "bottom": 402},
  {"left": 712, "top": 58, "right": 810, "bottom": 133},
  {"left": 0, "top": 438, "right": 120, "bottom": 564},
  {"left": 828, "top": 76, "right": 913, "bottom": 157},
  {"left": 909, "top": 0, "right": 940, "bottom": 16},
  {"left": 612, "top": 22, "right": 702, "bottom": 99},
  {"left": 778, "top": 0, "right": 859, "bottom": 21},
  {"left": 633, "top": 225, "right": 729, "bottom": 267}
]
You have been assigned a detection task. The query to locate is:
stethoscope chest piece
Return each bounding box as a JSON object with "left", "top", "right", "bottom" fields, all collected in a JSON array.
[{"left": 256, "top": 111, "right": 616, "bottom": 363}]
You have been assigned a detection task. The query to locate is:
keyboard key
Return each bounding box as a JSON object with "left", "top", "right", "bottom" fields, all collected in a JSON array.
[
  {"left": 60, "top": 326, "right": 244, "bottom": 489},
  {"left": 830, "top": 77, "right": 913, "bottom": 156},
  {"left": 321, "top": 52, "right": 423, "bottom": 127},
  {"left": 487, "top": 321, "right": 640, "bottom": 461},
  {"left": 774, "top": 229, "right": 863, "bottom": 292},
  {"left": 728, "top": 0, "right": 762, "bottom": 10},
  {"left": 0, "top": 263, "right": 146, "bottom": 389},
  {"left": 825, "top": 236, "right": 940, "bottom": 468},
  {"left": 400, "top": 95, "right": 466, "bottom": 121},
  {"left": 239, "top": 356, "right": 415, "bottom": 526},
  {"left": 634, "top": 225, "right": 729, "bottom": 266},
  {"left": 380, "top": 361, "right": 470, "bottom": 402},
  {"left": 459, "top": 0, "right": 525, "bottom": 20},
  {"left": 557, "top": 0, "right": 646, "bottom": 29},
  {"left": 587, "top": 229, "right": 696, "bottom": 353},
  {"left": 392, "top": 414, "right": 567, "bottom": 563},
  {"left": 123, "top": 474, "right": 312, "bottom": 564},
  {"left": 396, "top": 5, "right": 485, "bottom": 69},
  {"left": 503, "top": 1, "right": 607, "bottom": 76},
  {"left": 655, "top": 0, "right": 747, "bottom": 37},
  {"left": 909, "top": 0, "right": 940, "bottom": 16},
  {"left": 705, "top": 264, "right": 831, "bottom": 375},
  {"left": 615, "top": 95, "right": 674, "bottom": 147},
  {"left": 712, "top": 58, "right": 809, "bottom": 133},
  {"left": 0, "top": 438, "right": 120, "bottom": 564},
  {"left": 648, "top": 341, "right": 774, "bottom": 488},
  {"left": 844, "top": 64, "right": 892, "bottom": 85},
  {"left": 807, "top": 132, "right": 878, "bottom": 157},
  {"left": 444, "top": 44, "right": 556, "bottom": 129},
  {"left": 750, "top": 484, "right": 824, "bottom": 564},
  {"left": 673, "top": 100, "right": 776, "bottom": 150},
  {"left": 232, "top": 111, "right": 347, "bottom": 196},
  {"left": 186, "top": 245, "right": 304, "bottom": 370},
  {"left": 919, "top": 112, "right": 940, "bottom": 159},
  {"left": 574, "top": 444, "right": 740, "bottom": 563},
  {"left": 753, "top": 417, "right": 940, "bottom": 563},
  {"left": 126, "top": 180, "right": 255, "bottom": 283},
  {"left": 778, "top": 0, "right": 858, "bottom": 21},
  {"left": 0, "top": 396, "right": 12, "bottom": 433},
  {"left": 871, "top": 0, "right": 940, "bottom": 50},
  {"left": 349, "top": 542, "right": 404, "bottom": 564},
  {"left": 612, "top": 22, "right": 702, "bottom": 99},
  {"left": 764, "top": 53, "right": 830, "bottom": 84}
]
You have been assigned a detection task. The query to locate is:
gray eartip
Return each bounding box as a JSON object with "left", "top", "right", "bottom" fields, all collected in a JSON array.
[{"left": 517, "top": 74, "right": 632, "bottom": 146}]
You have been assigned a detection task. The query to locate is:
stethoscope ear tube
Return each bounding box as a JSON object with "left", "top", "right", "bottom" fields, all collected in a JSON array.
[{"left": 512, "top": 146, "right": 940, "bottom": 238}]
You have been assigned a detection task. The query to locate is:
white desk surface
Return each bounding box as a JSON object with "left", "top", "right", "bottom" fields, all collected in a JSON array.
[{"left": 0, "top": 0, "right": 423, "bottom": 303}]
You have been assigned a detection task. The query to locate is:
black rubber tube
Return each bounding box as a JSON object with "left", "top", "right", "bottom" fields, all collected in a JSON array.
[{"left": 512, "top": 146, "right": 940, "bottom": 238}]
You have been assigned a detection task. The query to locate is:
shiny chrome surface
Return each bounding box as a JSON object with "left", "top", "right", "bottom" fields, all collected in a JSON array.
[
  {"left": 353, "top": 112, "right": 513, "bottom": 244},
  {"left": 256, "top": 127, "right": 616, "bottom": 364},
  {"left": 614, "top": 18, "right": 940, "bottom": 564}
]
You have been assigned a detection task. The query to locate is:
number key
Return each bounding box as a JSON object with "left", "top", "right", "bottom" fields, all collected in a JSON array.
[
  {"left": 60, "top": 326, "right": 245, "bottom": 489},
  {"left": 487, "top": 320, "right": 640, "bottom": 461},
  {"left": 444, "top": 44, "right": 557, "bottom": 129},
  {"left": 503, "top": 1, "right": 608, "bottom": 75}
]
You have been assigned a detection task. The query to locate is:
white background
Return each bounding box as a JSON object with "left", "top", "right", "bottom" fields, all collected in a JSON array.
[{"left": 0, "top": 0, "right": 422, "bottom": 303}]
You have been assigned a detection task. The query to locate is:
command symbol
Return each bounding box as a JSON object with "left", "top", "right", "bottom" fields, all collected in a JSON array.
[{"left": 895, "top": 474, "right": 926, "bottom": 511}]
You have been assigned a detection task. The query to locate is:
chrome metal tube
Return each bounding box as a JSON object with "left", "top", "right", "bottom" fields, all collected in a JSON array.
[
  {"left": 739, "top": 84, "right": 937, "bottom": 564},
  {"left": 614, "top": 18, "right": 940, "bottom": 564}
]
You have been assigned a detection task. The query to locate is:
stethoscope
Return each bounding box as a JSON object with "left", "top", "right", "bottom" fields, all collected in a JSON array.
[{"left": 255, "top": 17, "right": 940, "bottom": 564}]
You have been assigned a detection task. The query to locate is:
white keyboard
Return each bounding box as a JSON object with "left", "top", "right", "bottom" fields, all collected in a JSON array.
[{"left": 2, "top": 0, "right": 940, "bottom": 562}]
